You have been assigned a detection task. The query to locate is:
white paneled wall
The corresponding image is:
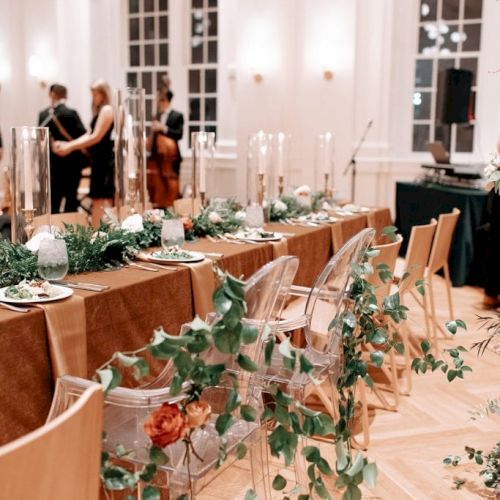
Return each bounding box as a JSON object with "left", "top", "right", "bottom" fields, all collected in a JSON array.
[{"left": 1, "top": 0, "right": 499, "bottom": 214}]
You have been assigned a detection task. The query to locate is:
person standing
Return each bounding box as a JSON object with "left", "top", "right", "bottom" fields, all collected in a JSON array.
[
  {"left": 53, "top": 79, "right": 114, "bottom": 228},
  {"left": 150, "top": 89, "right": 184, "bottom": 176},
  {"left": 38, "top": 84, "right": 88, "bottom": 213}
]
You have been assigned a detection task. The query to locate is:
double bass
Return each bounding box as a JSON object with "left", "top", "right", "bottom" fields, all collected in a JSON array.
[{"left": 146, "top": 131, "right": 180, "bottom": 208}]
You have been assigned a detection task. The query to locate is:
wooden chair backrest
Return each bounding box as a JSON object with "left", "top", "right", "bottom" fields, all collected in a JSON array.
[
  {"left": 34, "top": 212, "right": 89, "bottom": 231},
  {"left": 427, "top": 208, "right": 460, "bottom": 274},
  {"left": 367, "top": 208, "right": 393, "bottom": 243},
  {"left": 173, "top": 197, "right": 202, "bottom": 217},
  {"left": 331, "top": 214, "right": 368, "bottom": 253},
  {"left": 399, "top": 218, "right": 437, "bottom": 296},
  {"left": 0, "top": 384, "right": 103, "bottom": 500},
  {"left": 367, "top": 235, "right": 403, "bottom": 304}
]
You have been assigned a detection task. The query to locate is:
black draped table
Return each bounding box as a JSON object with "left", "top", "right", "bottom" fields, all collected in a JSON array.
[{"left": 395, "top": 181, "right": 488, "bottom": 287}]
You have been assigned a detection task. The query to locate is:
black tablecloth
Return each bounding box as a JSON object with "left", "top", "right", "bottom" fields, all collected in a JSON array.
[{"left": 395, "top": 181, "right": 488, "bottom": 287}]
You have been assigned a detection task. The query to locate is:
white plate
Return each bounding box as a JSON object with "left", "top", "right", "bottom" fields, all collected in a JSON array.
[
  {"left": 236, "top": 232, "right": 283, "bottom": 242},
  {"left": 0, "top": 284, "right": 73, "bottom": 304},
  {"left": 298, "top": 215, "right": 338, "bottom": 224},
  {"left": 146, "top": 250, "right": 205, "bottom": 264}
]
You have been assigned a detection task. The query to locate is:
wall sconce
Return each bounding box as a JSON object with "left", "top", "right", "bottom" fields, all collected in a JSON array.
[
  {"left": 251, "top": 67, "right": 263, "bottom": 83},
  {"left": 28, "top": 55, "right": 48, "bottom": 89},
  {"left": 323, "top": 70, "right": 334, "bottom": 81}
]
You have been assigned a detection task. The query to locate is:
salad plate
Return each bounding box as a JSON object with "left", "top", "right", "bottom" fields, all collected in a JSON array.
[
  {"left": 0, "top": 280, "right": 73, "bottom": 304},
  {"left": 235, "top": 230, "right": 283, "bottom": 242},
  {"left": 141, "top": 250, "right": 205, "bottom": 264}
]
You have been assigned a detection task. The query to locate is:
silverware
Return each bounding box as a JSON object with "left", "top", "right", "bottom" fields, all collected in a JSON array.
[
  {"left": 0, "top": 302, "right": 30, "bottom": 313},
  {"left": 127, "top": 261, "right": 159, "bottom": 272},
  {"left": 53, "top": 280, "right": 110, "bottom": 292},
  {"left": 223, "top": 233, "right": 260, "bottom": 245}
]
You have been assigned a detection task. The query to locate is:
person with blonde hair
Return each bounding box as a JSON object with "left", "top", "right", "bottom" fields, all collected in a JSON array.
[{"left": 53, "top": 79, "right": 114, "bottom": 227}]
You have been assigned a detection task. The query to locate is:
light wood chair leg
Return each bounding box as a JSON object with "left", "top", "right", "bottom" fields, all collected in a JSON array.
[
  {"left": 427, "top": 275, "right": 439, "bottom": 355},
  {"left": 351, "top": 379, "right": 370, "bottom": 450},
  {"left": 443, "top": 262, "right": 455, "bottom": 322},
  {"left": 421, "top": 286, "right": 432, "bottom": 340}
]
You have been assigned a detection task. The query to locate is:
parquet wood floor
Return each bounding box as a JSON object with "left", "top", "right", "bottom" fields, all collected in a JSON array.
[{"left": 200, "top": 276, "right": 500, "bottom": 499}]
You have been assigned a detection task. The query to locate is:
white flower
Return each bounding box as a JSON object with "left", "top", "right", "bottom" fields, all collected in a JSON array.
[
  {"left": 143, "top": 209, "right": 165, "bottom": 224},
  {"left": 293, "top": 184, "right": 311, "bottom": 197},
  {"left": 234, "top": 210, "right": 246, "bottom": 220},
  {"left": 121, "top": 214, "right": 144, "bottom": 233},
  {"left": 484, "top": 164, "right": 497, "bottom": 178},
  {"left": 273, "top": 200, "right": 287, "bottom": 213},
  {"left": 90, "top": 231, "right": 108, "bottom": 244},
  {"left": 208, "top": 211, "right": 222, "bottom": 224},
  {"left": 322, "top": 200, "right": 334, "bottom": 211},
  {"left": 25, "top": 231, "right": 55, "bottom": 253}
]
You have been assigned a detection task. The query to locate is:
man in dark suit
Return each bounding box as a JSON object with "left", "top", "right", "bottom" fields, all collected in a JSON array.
[
  {"left": 38, "top": 84, "right": 88, "bottom": 213},
  {"left": 151, "top": 89, "right": 184, "bottom": 175}
]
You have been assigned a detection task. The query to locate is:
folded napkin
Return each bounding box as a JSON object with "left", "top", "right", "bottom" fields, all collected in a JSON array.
[
  {"left": 270, "top": 238, "right": 289, "bottom": 259},
  {"left": 36, "top": 294, "right": 87, "bottom": 379},
  {"left": 181, "top": 259, "right": 216, "bottom": 319}
]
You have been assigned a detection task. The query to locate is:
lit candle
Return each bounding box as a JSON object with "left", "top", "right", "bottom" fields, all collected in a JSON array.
[
  {"left": 199, "top": 140, "right": 207, "bottom": 193},
  {"left": 324, "top": 132, "right": 332, "bottom": 174},
  {"left": 258, "top": 144, "right": 267, "bottom": 175},
  {"left": 23, "top": 128, "right": 33, "bottom": 210},
  {"left": 277, "top": 132, "right": 285, "bottom": 177},
  {"left": 127, "top": 115, "right": 137, "bottom": 179}
]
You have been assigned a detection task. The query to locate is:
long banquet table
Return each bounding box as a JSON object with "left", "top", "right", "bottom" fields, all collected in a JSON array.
[{"left": 0, "top": 209, "right": 389, "bottom": 445}]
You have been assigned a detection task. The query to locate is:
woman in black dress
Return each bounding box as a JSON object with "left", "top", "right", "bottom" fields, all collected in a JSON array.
[{"left": 53, "top": 79, "right": 114, "bottom": 227}]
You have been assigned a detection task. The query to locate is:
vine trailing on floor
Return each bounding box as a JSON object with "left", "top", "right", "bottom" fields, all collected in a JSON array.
[{"left": 443, "top": 313, "right": 500, "bottom": 495}]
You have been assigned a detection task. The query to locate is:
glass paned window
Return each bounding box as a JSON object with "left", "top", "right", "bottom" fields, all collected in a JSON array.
[
  {"left": 412, "top": 0, "right": 482, "bottom": 154},
  {"left": 126, "top": 0, "right": 170, "bottom": 128},
  {"left": 187, "top": 0, "right": 218, "bottom": 147}
]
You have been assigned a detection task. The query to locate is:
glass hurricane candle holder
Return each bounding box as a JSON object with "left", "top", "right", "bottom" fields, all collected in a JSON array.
[
  {"left": 246, "top": 130, "right": 271, "bottom": 207},
  {"left": 191, "top": 131, "right": 215, "bottom": 210},
  {"left": 314, "top": 132, "right": 335, "bottom": 198},
  {"left": 9, "top": 126, "right": 51, "bottom": 244},
  {"left": 270, "top": 132, "right": 291, "bottom": 198},
  {"left": 114, "top": 87, "right": 147, "bottom": 220}
]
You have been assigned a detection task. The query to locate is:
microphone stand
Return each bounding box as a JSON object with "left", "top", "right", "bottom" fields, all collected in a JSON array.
[{"left": 343, "top": 119, "right": 373, "bottom": 203}]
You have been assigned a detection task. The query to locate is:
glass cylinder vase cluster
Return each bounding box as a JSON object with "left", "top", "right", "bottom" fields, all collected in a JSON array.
[
  {"left": 114, "top": 87, "right": 147, "bottom": 220},
  {"left": 9, "top": 126, "right": 51, "bottom": 244}
]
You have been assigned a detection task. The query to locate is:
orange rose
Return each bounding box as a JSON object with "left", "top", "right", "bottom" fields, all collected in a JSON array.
[
  {"left": 185, "top": 400, "right": 212, "bottom": 428},
  {"left": 181, "top": 216, "right": 193, "bottom": 232},
  {"left": 144, "top": 403, "right": 187, "bottom": 448}
]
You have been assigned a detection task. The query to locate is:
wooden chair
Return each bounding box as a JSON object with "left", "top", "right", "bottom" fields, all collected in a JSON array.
[
  {"left": 173, "top": 197, "right": 202, "bottom": 217},
  {"left": 367, "top": 207, "right": 393, "bottom": 243},
  {"left": 395, "top": 219, "right": 438, "bottom": 358},
  {"left": 34, "top": 212, "right": 89, "bottom": 232},
  {"left": 0, "top": 384, "right": 103, "bottom": 500},
  {"left": 364, "top": 235, "right": 403, "bottom": 411},
  {"left": 426, "top": 208, "right": 460, "bottom": 347}
]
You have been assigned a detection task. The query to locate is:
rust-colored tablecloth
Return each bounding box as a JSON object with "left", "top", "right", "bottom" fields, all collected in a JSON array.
[{"left": 0, "top": 214, "right": 387, "bottom": 444}]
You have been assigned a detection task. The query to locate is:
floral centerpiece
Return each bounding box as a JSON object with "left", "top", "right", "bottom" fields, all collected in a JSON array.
[{"left": 484, "top": 154, "right": 500, "bottom": 193}]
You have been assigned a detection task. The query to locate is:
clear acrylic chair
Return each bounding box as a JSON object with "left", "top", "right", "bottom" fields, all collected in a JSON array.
[
  {"left": 252, "top": 229, "right": 375, "bottom": 483},
  {"left": 47, "top": 375, "right": 267, "bottom": 499}
]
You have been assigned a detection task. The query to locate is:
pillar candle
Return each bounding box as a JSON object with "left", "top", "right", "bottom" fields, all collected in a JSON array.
[
  {"left": 23, "top": 129, "right": 33, "bottom": 210},
  {"left": 127, "top": 115, "right": 137, "bottom": 179}
]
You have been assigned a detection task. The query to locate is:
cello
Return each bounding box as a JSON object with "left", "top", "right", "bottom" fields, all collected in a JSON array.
[{"left": 146, "top": 131, "right": 180, "bottom": 208}]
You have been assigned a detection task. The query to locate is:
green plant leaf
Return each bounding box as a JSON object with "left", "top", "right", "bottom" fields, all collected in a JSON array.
[
  {"left": 302, "top": 445, "right": 321, "bottom": 463},
  {"left": 237, "top": 353, "right": 259, "bottom": 372},
  {"left": 278, "top": 338, "right": 295, "bottom": 359},
  {"left": 149, "top": 445, "right": 168, "bottom": 466},
  {"left": 236, "top": 442, "right": 247, "bottom": 459},
  {"left": 362, "top": 462, "right": 378, "bottom": 488},
  {"left": 97, "top": 367, "right": 122, "bottom": 393},
  {"left": 420, "top": 339, "right": 431, "bottom": 354},
  {"left": 415, "top": 279, "right": 426, "bottom": 296},
  {"left": 346, "top": 453, "right": 364, "bottom": 477},
  {"left": 224, "top": 389, "right": 241, "bottom": 413},
  {"left": 213, "top": 323, "right": 241, "bottom": 354},
  {"left": 139, "top": 463, "right": 157, "bottom": 482},
  {"left": 382, "top": 225, "right": 398, "bottom": 242},
  {"left": 264, "top": 338, "right": 275, "bottom": 365},
  {"left": 272, "top": 474, "right": 287, "bottom": 490},
  {"left": 445, "top": 320, "right": 457, "bottom": 334},
  {"left": 142, "top": 486, "right": 160, "bottom": 500},
  {"left": 215, "top": 413, "right": 235, "bottom": 435},
  {"left": 300, "top": 353, "right": 314, "bottom": 374},
  {"left": 336, "top": 440, "right": 348, "bottom": 471},
  {"left": 244, "top": 490, "right": 258, "bottom": 500},
  {"left": 369, "top": 350, "right": 384, "bottom": 368},
  {"left": 317, "top": 457, "right": 334, "bottom": 476},
  {"left": 343, "top": 484, "right": 362, "bottom": 500},
  {"left": 240, "top": 404, "right": 257, "bottom": 422},
  {"left": 241, "top": 323, "right": 259, "bottom": 344}
]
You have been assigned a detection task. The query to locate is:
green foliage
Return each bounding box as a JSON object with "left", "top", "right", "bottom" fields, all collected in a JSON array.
[
  {"left": 185, "top": 207, "right": 243, "bottom": 240},
  {"left": 0, "top": 239, "right": 38, "bottom": 287},
  {"left": 269, "top": 195, "right": 311, "bottom": 222}
]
